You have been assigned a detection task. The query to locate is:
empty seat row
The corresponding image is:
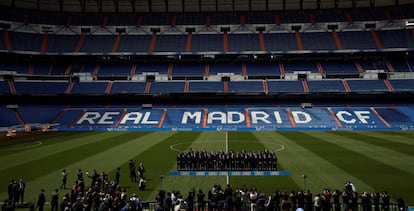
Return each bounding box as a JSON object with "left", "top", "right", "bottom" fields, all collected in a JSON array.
[
  {"left": 1, "top": 59, "right": 412, "bottom": 76},
  {"left": 1, "top": 79, "right": 412, "bottom": 95},
  {"left": 1, "top": 30, "right": 414, "bottom": 54}
]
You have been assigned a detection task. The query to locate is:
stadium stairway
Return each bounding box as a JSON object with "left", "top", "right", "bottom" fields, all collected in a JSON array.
[
  {"left": 14, "top": 110, "right": 25, "bottom": 125},
  {"left": 92, "top": 64, "right": 101, "bottom": 76},
  {"left": 3, "top": 30, "right": 12, "bottom": 50},
  {"left": 130, "top": 63, "right": 137, "bottom": 77},
  {"left": 144, "top": 81, "right": 152, "bottom": 94},
  {"left": 295, "top": 32, "right": 304, "bottom": 50},
  {"left": 384, "top": 80, "right": 394, "bottom": 92},
  {"left": 64, "top": 64, "right": 72, "bottom": 75},
  {"left": 259, "top": 31, "right": 266, "bottom": 51},
  {"left": 149, "top": 33, "right": 157, "bottom": 52},
  {"left": 342, "top": 80, "right": 352, "bottom": 92},
  {"left": 65, "top": 81, "right": 75, "bottom": 94},
  {"left": 112, "top": 34, "right": 122, "bottom": 52},
  {"left": 223, "top": 32, "right": 228, "bottom": 52},
  {"left": 370, "top": 30, "right": 383, "bottom": 49},
  {"left": 7, "top": 80, "right": 16, "bottom": 94},
  {"left": 354, "top": 61, "right": 365, "bottom": 74},
  {"left": 40, "top": 33, "right": 48, "bottom": 53},
  {"left": 301, "top": 79, "right": 310, "bottom": 93},
  {"left": 74, "top": 34, "right": 85, "bottom": 52},
  {"left": 332, "top": 31, "right": 343, "bottom": 50},
  {"left": 105, "top": 81, "right": 113, "bottom": 94},
  {"left": 185, "top": 33, "right": 192, "bottom": 52}
]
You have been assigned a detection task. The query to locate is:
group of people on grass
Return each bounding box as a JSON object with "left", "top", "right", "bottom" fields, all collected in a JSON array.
[
  {"left": 177, "top": 149, "right": 278, "bottom": 171},
  {"left": 2, "top": 166, "right": 408, "bottom": 211},
  {"left": 3, "top": 179, "right": 26, "bottom": 210},
  {"left": 152, "top": 182, "right": 406, "bottom": 211}
]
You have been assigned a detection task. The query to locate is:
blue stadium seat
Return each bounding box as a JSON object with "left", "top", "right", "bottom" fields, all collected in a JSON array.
[
  {"left": 346, "top": 79, "right": 388, "bottom": 92},
  {"left": 208, "top": 63, "right": 243, "bottom": 75},
  {"left": 390, "top": 60, "right": 412, "bottom": 72},
  {"left": 0, "top": 80, "right": 10, "bottom": 94},
  {"left": 99, "top": 63, "right": 132, "bottom": 76},
  {"left": 110, "top": 82, "right": 146, "bottom": 94},
  {"left": 149, "top": 81, "right": 185, "bottom": 93},
  {"left": 377, "top": 29, "right": 414, "bottom": 49},
  {"left": 18, "top": 107, "right": 62, "bottom": 124},
  {"left": 388, "top": 79, "right": 414, "bottom": 92},
  {"left": 227, "top": 34, "right": 261, "bottom": 52},
  {"left": 135, "top": 63, "right": 169, "bottom": 74},
  {"left": 9, "top": 31, "right": 42, "bottom": 52},
  {"left": 307, "top": 80, "right": 346, "bottom": 93},
  {"left": 320, "top": 61, "right": 359, "bottom": 74},
  {"left": 154, "top": 34, "right": 187, "bottom": 52},
  {"left": 188, "top": 81, "right": 223, "bottom": 93},
  {"left": 172, "top": 63, "right": 205, "bottom": 76},
  {"left": 228, "top": 81, "right": 264, "bottom": 93},
  {"left": 80, "top": 34, "right": 114, "bottom": 53},
  {"left": 245, "top": 63, "right": 281, "bottom": 76},
  {"left": 264, "top": 33, "right": 298, "bottom": 51},
  {"left": 283, "top": 61, "right": 318, "bottom": 73},
  {"left": 32, "top": 63, "right": 52, "bottom": 75},
  {"left": 50, "top": 63, "right": 69, "bottom": 75},
  {"left": 0, "top": 63, "right": 29, "bottom": 74},
  {"left": 338, "top": 31, "right": 377, "bottom": 50},
  {"left": 301, "top": 32, "right": 336, "bottom": 50},
  {"left": 191, "top": 34, "right": 223, "bottom": 52},
  {"left": 118, "top": 35, "right": 152, "bottom": 53},
  {"left": 46, "top": 34, "right": 79, "bottom": 53},
  {"left": 71, "top": 82, "right": 108, "bottom": 94},
  {"left": 267, "top": 80, "right": 304, "bottom": 93},
  {"left": 13, "top": 81, "right": 69, "bottom": 94},
  {"left": 0, "top": 107, "right": 21, "bottom": 127}
]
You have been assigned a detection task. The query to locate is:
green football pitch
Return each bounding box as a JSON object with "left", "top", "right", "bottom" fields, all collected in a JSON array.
[{"left": 0, "top": 131, "right": 413, "bottom": 205}]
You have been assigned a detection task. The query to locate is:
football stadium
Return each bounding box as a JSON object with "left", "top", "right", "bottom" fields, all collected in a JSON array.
[{"left": 0, "top": 0, "right": 414, "bottom": 210}]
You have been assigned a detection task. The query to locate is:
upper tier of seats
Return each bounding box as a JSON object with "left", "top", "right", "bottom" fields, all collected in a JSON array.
[
  {"left": 1, "top": 29, "right": 413, "bottom": 54},
  {"left": 1, "top": 5, "right": 413, "bottom": 26}
]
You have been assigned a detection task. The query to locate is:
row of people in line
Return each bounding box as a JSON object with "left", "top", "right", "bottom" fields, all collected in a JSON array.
[
  {"left": 177, "top": 149, "right": 278, "bottom": 171},
  {"left": 154, "top": 183, "right": 405, "bottom": 211}
]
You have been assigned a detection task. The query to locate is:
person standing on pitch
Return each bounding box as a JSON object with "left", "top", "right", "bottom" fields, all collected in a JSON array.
[
  {"left": 138, "top": 162, "right": 145, "bottom": 179},
  {"left": 129, "top": 160, "right": 137, "bottom": 182},
  {"left": 18, "top": 179, "right": 25, "bottom": 205},
  {"left": 60, "top": 169, "right": 68, "bottom": 189},
  {"left": 36, "top": 188, "right": 46, "bottom": 211},
  {"left": 50, "top": 189, "right": 59, "bottom": 211},
  {"left": 115, "top": 167, "right": 121, "bottom": 186}
]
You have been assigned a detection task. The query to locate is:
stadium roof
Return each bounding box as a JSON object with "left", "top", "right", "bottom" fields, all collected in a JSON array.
[{"left": 1, "top": 0, "right": 414, "bottom": 13}]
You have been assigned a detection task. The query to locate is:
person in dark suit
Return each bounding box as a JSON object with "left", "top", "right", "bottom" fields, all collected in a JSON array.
[
  {"left": 36, "top": 188, "right": 46, "bottom": 211},
  {"left": 115, "top": 167, "right": 121, "bottom": 185},
  {"left": 51, "top": 189, "right": 59, "bottom": 211},
  {"left": 129, "top": 160, "right": 137, "bottom": 182},
  {"left": 18, "top": 179, "right": 25, "bottom": 204}
]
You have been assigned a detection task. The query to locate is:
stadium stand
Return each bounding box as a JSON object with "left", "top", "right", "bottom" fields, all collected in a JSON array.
[
  {"left": 1, "top": 2, "right": 414, "bottom": 209},
  {"left": 0, "top": 1, "right": 414, "bottom": 133}
]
